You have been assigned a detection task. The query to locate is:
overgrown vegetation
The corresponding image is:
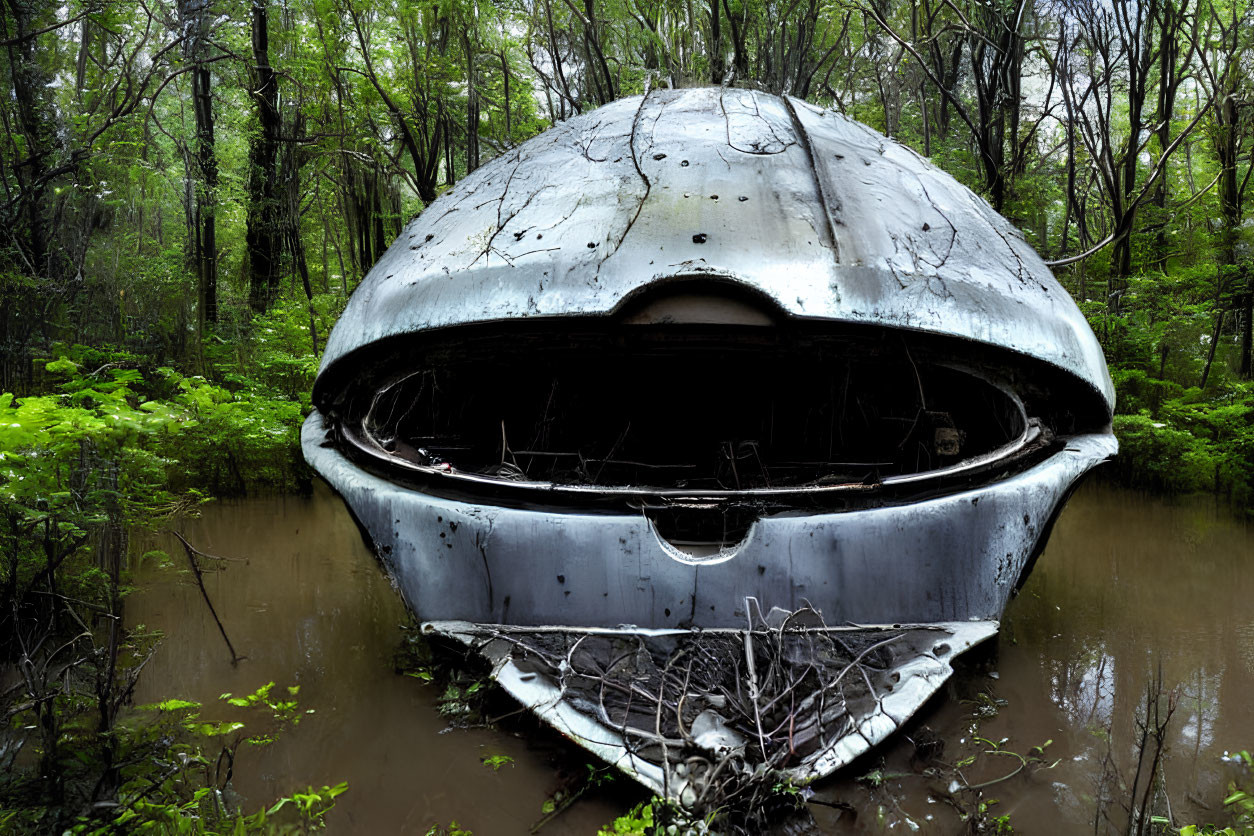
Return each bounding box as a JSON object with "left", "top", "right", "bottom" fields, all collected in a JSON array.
[
  {"left": 1088, "top": 272, "right": 1254, "bottom": 509},
  {"left": 0, "top": 303, "right": 333, "bottom": 831},
  {"left": 1183, "top": 750, "right": 1254, "bottom": 836},
  {"left": 1, "top": 674, "right": 347, "bottom": 832}
]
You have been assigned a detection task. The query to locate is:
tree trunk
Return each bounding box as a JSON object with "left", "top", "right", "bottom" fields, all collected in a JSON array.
[
  {"left": 246, "top": 0, "right": 282, "bottom": 313},
  {"left": 444, "top": 113, "right": 455, "bottom": 187},
  {"left": 709, "top": 0, "right": 723, "bottom": 84},
  {"left": 721, "top": 0, "right": 748, "bottom": 80},
  {"left": 1213, "top": 25, "right": 1247, "bottom": 375},
  {"left": 5, "top": 0, "right": 56, "bottom": 277},
  {"left": 1242, "top": 281, "right": 1253, "bottom": 378},
  {"left": 193, "top": 62, "right": 218, "bottom": 325},
  {"left": 372, "top": 166, "right": 386, "bottom": 262},
  {"left": 466, "top": 60, "right": 480, "bottom": 172},
  {"left": 181, "top": 0, "right": 218, "bottom": 326},
  {"left": 500, "top": 50, "right": 512, "bottom": 137}
]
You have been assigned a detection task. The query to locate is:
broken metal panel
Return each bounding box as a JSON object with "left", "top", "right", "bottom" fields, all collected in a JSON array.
[
  {"left": 304, "top": 412, "right": 1114, "bottom": 629},
  {"left": 316, "top": 88, "right": 1113, "bottom": 415},
  {"left": 424, "top": 616, "right": 999, "bottom": 797}
]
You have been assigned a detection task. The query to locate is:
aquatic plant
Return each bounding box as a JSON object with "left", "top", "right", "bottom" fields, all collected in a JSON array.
[{"left": 1180, "top": 751, "right": 1254, "bottom": 836}]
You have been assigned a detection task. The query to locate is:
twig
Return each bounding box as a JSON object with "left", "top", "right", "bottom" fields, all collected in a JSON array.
[
  {"left": 171, "top": 531, "right": 242, "bottom": 665},
  {"left": 744, "top": 621, "right": 768, "bottom": 759}
]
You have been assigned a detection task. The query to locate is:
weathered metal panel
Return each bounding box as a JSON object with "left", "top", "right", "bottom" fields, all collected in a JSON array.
[
  {"left": 316, "top": 88, "right": 1113, "bottom": 413},
  {"left": 427, "top": 619, "right": 999, "bottom": 796},
  {"left": 304, "top": 411, "right": 1116, "bottom": 629}
]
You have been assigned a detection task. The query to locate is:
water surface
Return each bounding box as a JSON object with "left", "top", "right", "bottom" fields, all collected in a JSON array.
[{"left": 130, "top": 482, "right": 1254, "bottom": 834}]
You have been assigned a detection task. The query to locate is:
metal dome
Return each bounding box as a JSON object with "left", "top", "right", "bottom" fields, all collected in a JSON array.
[
  {"left": 304, "top": 88, "right": 1119, "bottom": 798},
  {"left": 314, "top": 87, "right": 1112, "bottom": 415}
]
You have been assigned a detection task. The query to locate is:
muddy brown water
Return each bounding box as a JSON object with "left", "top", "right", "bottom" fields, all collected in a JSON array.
[{"left": 129, "top": 480, "right": 1254, "bottom": 834}]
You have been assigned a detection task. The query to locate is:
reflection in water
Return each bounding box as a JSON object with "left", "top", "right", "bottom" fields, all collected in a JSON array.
[
  {"left": 815, "top": 483, "right": 1254, "bottom": 834},
  {"left": 1048, "top": 647, "right": 1116, "bottom": 732},
  {"left": 128, "top": 483, "right": 628, "bottom": 835},
  {"left": 129, "top": 481, "right": 1254, "bottom": 834},
  {"left": 992, "top": 485, "right": 1254, "bottom": 832}
]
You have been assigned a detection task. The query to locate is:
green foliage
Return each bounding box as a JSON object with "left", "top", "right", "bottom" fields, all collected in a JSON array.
[
  {"left": 425, "top": 822, "right": 473, "bottom": 836},
  {"left": 215, "top": 682, "right": 315, "bottom": 744},
  {"left": 3, "top": 678, "right": 346, "bottom": 834},
  {"left": 394, "top": 626, "right": 496, "bottom": 724},
  {"left": 0, "top": 311, "right": 322, "bottom": 830},
  {"left": 479, "top": 753, "right": 514, "bottom": 771},
  {"left": 1082, "top": 262, "right": 1254, "bottom": 513},
  {"left": 64, "top": 783, "right": 348, "bottom": 835},
  {"left": 974, "top": 799, "right": 1014, "bottom": 835},
  {"left": 1107, "top": 372, "right": 1254, "bottom": 508},
  {"left": 1, "top": 341, "right": 308, "bottom": 510},
  {"left": 598, "top": 801, "right": 656, "bottom": 835},
  {"left": 1180, "top": 751, "right": 1254, "bottom": 836}
]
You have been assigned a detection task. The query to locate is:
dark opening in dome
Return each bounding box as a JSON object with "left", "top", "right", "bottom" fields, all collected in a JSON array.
[{"left": 346, "top": 324, "right": 1029, "bottom": 495}]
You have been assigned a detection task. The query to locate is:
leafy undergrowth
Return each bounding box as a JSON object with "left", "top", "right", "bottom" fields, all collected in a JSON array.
[
  {"left": 0, "top": 303, "right": 338, "bottom": 833},
  {"left": 1182, "top": 751, "right": 1254, "bottom": 836},
  {"left": 1081, "top": 270, "right": 1254, "bottom": 514},
  {"left": 598, "top": 801, "right": 656, "bottom": 835},
  {"left": 1107, "top": 375, "right": 1254, "bottom": 509},
  {"left": 2, "top": 682, "right": 346, "bottom": 834}
]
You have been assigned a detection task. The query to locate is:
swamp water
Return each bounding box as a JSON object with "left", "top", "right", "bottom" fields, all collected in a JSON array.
[{"left": 128, "top": 481, "right": 1254, "bottom": 834}]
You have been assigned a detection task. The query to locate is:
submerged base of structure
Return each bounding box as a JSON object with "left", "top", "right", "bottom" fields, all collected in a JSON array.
[{"left": 424, "top": 605, "right": 997, "bottom": 805}]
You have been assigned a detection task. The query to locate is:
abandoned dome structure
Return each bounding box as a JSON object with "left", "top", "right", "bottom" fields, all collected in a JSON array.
[{"left": 303, "top": 88, "right": 1116, "bottom": 800}]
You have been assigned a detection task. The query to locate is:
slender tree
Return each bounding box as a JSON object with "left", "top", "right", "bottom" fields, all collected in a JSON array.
[{"left": 247, "top": 0, "right": 283, "bottom": 312}]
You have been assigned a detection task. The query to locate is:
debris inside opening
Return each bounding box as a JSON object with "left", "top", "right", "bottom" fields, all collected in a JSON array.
[
  {"left": 429, "top": 606, "right": 998, "bottom": 810},
  {"left": 352, "top": 327, "right": 1028, "bottom": 492}
]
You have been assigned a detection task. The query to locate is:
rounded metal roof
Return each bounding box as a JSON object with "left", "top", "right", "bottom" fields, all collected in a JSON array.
[{"left": 317, "top": 88, "right": 1113, "bottom": 414}]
